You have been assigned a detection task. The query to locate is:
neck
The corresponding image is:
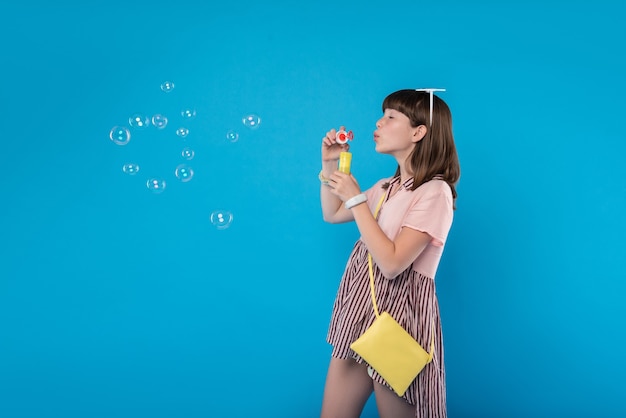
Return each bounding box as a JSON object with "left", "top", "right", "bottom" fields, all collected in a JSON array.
[
  {"left": 394, "top": 151, "right": 413, "bottom": 184},
  {"left": 397, "top": 165, "right": 413, "bottom": 185}
]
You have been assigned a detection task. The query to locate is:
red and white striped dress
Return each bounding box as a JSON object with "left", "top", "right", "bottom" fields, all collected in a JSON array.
[{"left": 327, "top": 175, "right": 453, "bottom": 418}]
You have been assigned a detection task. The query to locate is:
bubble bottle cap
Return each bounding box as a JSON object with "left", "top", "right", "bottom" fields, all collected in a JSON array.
[{"left": 336, "top": 129, "right": 354, "bottom": 144}]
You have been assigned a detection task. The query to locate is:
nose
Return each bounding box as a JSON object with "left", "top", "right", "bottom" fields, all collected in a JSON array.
[{"left": 375, "top": 117, "right": 383, "bottom": 128}]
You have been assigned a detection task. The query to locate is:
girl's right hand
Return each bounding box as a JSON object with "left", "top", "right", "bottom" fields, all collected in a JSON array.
[{"left": 321, "top": 125, "right": 350, "bottom": 162}]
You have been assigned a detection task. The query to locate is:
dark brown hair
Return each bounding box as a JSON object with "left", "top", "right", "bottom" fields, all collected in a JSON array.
[{"left": 382, "top": 89, "right": 460, "bottom": 208}]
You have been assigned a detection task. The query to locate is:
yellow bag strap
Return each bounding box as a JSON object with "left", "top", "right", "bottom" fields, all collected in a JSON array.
[
  {"left": 367, "top": 192, "right": 386, "bottom": 318},
  {"left": 367, "top": 190, "right": 435, "bottom": 359}
]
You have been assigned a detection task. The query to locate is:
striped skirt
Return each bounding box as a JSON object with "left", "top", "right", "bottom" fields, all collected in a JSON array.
[{"left": 327, "top": 240, "right": 447, "bottom": 418}]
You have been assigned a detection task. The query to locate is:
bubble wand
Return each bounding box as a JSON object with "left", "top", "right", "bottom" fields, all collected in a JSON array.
[{"left": 336, "top": 129, "right": 354, "bottom": 174}]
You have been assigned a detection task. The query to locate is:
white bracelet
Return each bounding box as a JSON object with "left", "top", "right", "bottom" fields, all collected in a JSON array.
[{"left": 345, "top": 193, "right": 367, "bottom": 209}]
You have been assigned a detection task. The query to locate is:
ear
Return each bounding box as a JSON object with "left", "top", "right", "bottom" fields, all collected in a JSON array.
[{"left": 412, "top": 125, "right": 428, "bottom": 143}]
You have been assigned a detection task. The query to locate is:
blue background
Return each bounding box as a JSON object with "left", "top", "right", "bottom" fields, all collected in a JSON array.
[{"left": 1, "top": 1, "right": 625, "bottom": 417}]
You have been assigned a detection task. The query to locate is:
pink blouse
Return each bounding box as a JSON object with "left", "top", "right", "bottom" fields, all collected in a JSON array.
[{"left": 364, "top": 176, "right": 454, "bottom": 279}]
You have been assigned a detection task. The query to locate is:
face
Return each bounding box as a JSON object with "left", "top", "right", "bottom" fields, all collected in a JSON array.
[{"left": 373, "top": 108, "right": 423, "bottom": 158}]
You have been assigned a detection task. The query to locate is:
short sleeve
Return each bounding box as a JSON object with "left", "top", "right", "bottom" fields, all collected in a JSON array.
[{"left": 402, "top": 183, "right": 453, "bottom": 247}]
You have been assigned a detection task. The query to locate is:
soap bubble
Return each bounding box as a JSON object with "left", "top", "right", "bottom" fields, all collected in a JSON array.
[
  {"left": 242, "top": 114, "right": 261, "bottom": 129},
  {"left": 181, "top": 108, "right": 196, "bottom": 119},
  {"left": 122, "top": 163, "right": 140, "bottom": 175},
  {"left": 152, "top": 114, "right": 168, "bottom": 129},
  {"left": 181, "top": 147, "right": 195, "bottom": 160},
  {"left": 226, "top": 130, "right": 239, "bottom": 142},
  {"left": 174, "top": 164, "right": 194, "bottom": 182},
  {"left": 176, "top": 127, "right": 189, "bottom": 138},
  {"left": 109, "top": 126, "right": 131, "bottom": 145},
  {"left": 147, "top": 178, "right": 166, "bottom": 194},
  {"left": 161, "top": 81, "right": 175, "bottom": 92},
  {"left": 210, "top": 210, "right": 233, "bottom": 230},
  {"left": 129, "top": 113, "right": 150, "bottom": 129}
]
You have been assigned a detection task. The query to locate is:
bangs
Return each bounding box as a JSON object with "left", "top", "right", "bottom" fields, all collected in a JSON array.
[{"left": 382, "top": 89, "right": 429, "bottom": 127}]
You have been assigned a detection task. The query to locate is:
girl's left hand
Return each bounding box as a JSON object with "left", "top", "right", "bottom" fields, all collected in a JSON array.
[{"left": 328, "top": 171, "right": 362, "bottom": 202}]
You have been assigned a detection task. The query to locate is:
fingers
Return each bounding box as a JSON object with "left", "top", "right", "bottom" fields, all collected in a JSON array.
[
  {"left": 322, "top": 128, "right": 337, "bottom": 145},
  {"left": 321, "top": 126, "right": 349, "bottom": 162},
  {"left": 329, "top": 170, "right": 355, "bottom": 187},
  {"left": 328, "top": 171, "right": 361, "bottom": 202}
]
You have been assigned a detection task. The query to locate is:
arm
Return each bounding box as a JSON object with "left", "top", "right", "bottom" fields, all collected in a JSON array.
[
  {"left": 329, "top": 171, "right": 432, "bottom": 279},
  {"left": 320, "top": 127, "right": 355, "bottom": 224},
  {"left": 351, "top": 202, "right": 431, "bottom": 278}
]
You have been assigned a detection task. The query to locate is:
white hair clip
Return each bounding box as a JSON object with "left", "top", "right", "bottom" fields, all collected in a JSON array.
[{"left": 415, "top": 88, "right": 446, "bottom": 126}]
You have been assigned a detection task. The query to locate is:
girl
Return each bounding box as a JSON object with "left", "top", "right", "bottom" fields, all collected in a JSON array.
[{"left": 319, "top": 89, "right": 460, "bottom": 418}]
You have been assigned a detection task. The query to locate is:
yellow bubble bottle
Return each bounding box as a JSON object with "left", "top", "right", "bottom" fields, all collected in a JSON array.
[{"left": 338, "top": 151, "right": 352, "bottom": 174}]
